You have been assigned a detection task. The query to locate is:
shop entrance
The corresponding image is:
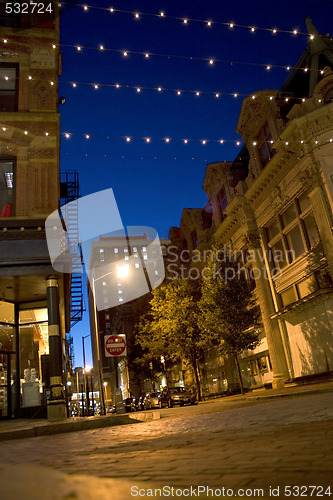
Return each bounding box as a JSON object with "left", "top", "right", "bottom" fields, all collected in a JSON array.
[{"left": 0, "top": 351, "right": 15, "bottom": 419}]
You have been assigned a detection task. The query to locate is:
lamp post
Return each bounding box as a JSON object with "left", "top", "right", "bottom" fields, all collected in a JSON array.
[
  {"left": 82, "top": 334, "right": 91, "bottom": 416},
  {"left": 103, "top": 381, "right": 108, "bottom": 410}
]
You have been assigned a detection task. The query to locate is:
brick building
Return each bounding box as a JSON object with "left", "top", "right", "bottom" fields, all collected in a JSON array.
[{"left": 0, "top": 3, "right": 73, "bottom": 419}]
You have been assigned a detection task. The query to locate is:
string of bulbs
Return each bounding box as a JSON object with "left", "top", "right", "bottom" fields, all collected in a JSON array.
[
  {"left": 58, "top": 41, "right": 323, "bottom": 74},
  {"left": 2, "top": 124, "right": 332, "bottom": 147},
  {"left": 0, "top": 38, "right": 324, "bottom": 74},
  {"left": 60, "top": 2, "right": 316, "bottom": 39},
  {"left": 59, "top": 79, "right": 328, "bottom": 104}
]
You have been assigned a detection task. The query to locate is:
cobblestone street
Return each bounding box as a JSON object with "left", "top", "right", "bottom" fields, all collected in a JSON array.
[{"left": 1, "top": 392, "right": 332, "bottom": 499}]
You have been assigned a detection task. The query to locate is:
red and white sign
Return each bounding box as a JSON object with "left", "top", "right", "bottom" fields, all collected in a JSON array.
[{"left": 104, "top": 334, "right": 127, "bottom": 357}]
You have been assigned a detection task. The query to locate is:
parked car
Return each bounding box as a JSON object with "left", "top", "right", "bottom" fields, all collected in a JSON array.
[
  {"left": 124, "top": 397, "right": 136, "bottom": 412},
  {"left": 143, "top": 391, "right": 162, "bottom": 409},
  {"left": 161, "top": 387, "right": 196, "bottom": 407},
  {"left": 135, "top": 396, "right": 145, "bottom": 411}
]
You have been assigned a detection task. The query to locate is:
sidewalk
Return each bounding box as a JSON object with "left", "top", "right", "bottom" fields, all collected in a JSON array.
[
  {"left": 0, "top": 409, "right": 160, "bottom": 442},
  {"left": 202, "top": 378, "right": 333, "bottom": 403},
  {"left": 1, "top": 379, "right": 332, "bottom": 442}
]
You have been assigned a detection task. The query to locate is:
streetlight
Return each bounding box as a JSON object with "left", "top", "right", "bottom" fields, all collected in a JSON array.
[
  {"left": 82, "top": 334, "right": 91, "bottom": 415},
  {"left": 103, "top": 381, "right": 108, "bottom": 410}
]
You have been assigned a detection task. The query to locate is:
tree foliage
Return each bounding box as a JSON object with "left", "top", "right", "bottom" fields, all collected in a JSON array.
[
  {"left": 199, "top": 241, "right": 262, "bottom": 392},
  {"left": 136, "top": 277, "right": 206, "bottom": 399}
]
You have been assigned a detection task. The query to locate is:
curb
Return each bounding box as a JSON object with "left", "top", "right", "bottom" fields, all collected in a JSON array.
[{"left": 0, "top": 413, "right": 147, "bottom": 442}]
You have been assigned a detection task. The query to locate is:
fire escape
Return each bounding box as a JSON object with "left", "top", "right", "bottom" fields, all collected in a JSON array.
[{"left": 60, "top": 171, "right": 85, "bottom": 368}]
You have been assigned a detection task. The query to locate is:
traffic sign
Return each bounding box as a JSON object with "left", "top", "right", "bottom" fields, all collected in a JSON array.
[{"left": 104, "top": 334, "right": 127, "bottom": 357}]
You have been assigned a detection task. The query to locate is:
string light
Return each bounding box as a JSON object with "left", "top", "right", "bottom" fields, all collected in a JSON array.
[
  {"left": 60, "top": 78, "right": 325, "bottom": 104},
  {"left": 56, "top": 41, "right": 327, "bottom": 75},
  {"left": 99, "top": 45, "right": 104, "bottom": 50},
  {"left": 2, "top": 126, "right": 331, "bottom": 149},
  {"left": 0, "top": 9, "right": 316, "bottom": 39}
]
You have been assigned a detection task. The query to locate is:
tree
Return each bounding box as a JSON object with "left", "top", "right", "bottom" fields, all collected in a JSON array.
[
  {"left": 200, "top": 241, "right": 261, "bottom": 394},
  {"left": 136, "top": 277, "right": 208, "bottom": 400}
]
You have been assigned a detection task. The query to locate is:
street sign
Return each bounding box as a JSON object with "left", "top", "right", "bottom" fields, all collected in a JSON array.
[{"left": 104, "top": 334, "right": 127, "bottom": 357}]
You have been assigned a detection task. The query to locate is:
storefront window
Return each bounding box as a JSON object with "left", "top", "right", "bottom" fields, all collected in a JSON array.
[{"left": 19, "top": 308, "right": 48, "bottom": 407}]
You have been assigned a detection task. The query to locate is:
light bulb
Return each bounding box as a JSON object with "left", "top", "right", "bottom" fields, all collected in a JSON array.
[
  {"left": 177, "top": 91, "right": 181, "bottom": 95},
  {"left": 145, "top": 53, "right": 149, "bottom": 58},
  {"left": 126, "top": 137, "right": 131, "bottom": 142},
  {"left": 286, "top": 66, "right": 290, "bottom": 71},
  {"left": 77, "top": 46, "right": 82, "bottom": 51},
  {"left": 157, "top": 87, "right": 162, "bottom": 92},
  {"left": 94, "top": 84, "right": 99, "bottom": 89},
  {"left": 72, "top": 83, "right": 77, "bottom": 87},
  {"left": 233, "top": 93, "right": 238, "bottom": 98},
  {"left": 28, "top": 75, "right": 32, "bottom": 80},
  {"left": 146, "top": 138, "right": 151, "bottom": 143},
  {"left": 165, "top": 138, "right": 170, "bottom": 143},
  {"left": 266, "top": 65, "right": 271, "bottom": 70},
  {"left": 236, "top": 141, "right": 240, "bottom": 146},
  {"left": 3, "top": 39, "right": 8, "bottom": 43},
  {"left": 220, "top": 140, "right": 224, "bottom": 144},
  {"left": 183, "top": 139, "right": 188, "bottom": 144},
  {"left": 136, "top": 88, "right": 141, "bottom": 92},
  {"left": 272, "top": 29, "right": 277, "bottom": 34},
  {"left": 24, "top": 130, "right": 28, "bottom": 135},
  {"left": 252, "top": 95, "right": 256, "bottom": 99},
  {"left": 52, "top": 44, "right": 56, "bottom": 49},
  {"left": 293, "top": 29, "right": 298, "bottom": 35},
  {"left": 196, "top": 92, "right": 200, "bottom": 96},
  {"left": 110, "top": 8, "right": 114, "bottom": 12},
  {"left": 229, "top": 23, "right": 234, "bottom": 28},
  {"left": 116, "top": 84, "right": 120, "bottom": 88},
  {"left": 99, "top": 45, "right": 104, "bottom": 50},
  {"left": 215, "top": 93, "right": 219, "bottom": 98},
  {"left": 209, "top": 59, "right": 214, "bottom": 65},
  {"left": 134, "top": 13, "right": 140, "bottom": 19},
  {"left": 123, "top": 51, "right": 128, "bottom": 56},
  {"left": 202, "top": 140, "right": 206, "bottom": 145},
  {"left": 250, "top": 27, "right": 255, "bottom": 32},
  {"left": 183, "top": 19, "right": 188, "bottom": 24},
  {"left": 65, "top": 133, "right": 70, "bottom": 138},
  {"left": 85, "top": 134, "right": 90, "bottom": 139},
  {"left": 83, "top": 5, "right": 88, "bottom": 11},
  {"left": 207, "top": 21, "right": 212, "bottom": 27},
  {"left": 253, "top": 142, "right": 257, "bottom": 146},
  {"left": 160, "top": 12, "right": 165, "bottom": 17},
  {"left": 45, "top": 132, "right": 49, "bottom": 136},
  {"left": 304, "top": 68, "right": 308, "bottom": 72},
  {"left": 285, "top": 97, "right": 289, "bottom": 102}
]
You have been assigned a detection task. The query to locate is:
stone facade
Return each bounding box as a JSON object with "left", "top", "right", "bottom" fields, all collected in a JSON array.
[{"left": 170, "top": 26, "right": 333, "bottom": 392}]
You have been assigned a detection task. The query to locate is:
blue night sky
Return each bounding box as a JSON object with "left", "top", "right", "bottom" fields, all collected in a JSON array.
[{"left": 58, "top": 0, "right": 332, "bottom": 366}]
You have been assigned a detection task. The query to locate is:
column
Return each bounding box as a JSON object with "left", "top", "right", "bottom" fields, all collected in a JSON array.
[
  {"left": 46, "top": 276, "right": 67, "bottom": 420},
  {"left": 248, "top": 238, "right": 290, "bottom": 388}
]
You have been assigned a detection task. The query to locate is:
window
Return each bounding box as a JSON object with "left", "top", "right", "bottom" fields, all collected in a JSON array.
[
  {"left": 191, "top": 230, "right": 199, "bottom": 249},
  {"left": 217, "top": 186, "right": 228, "bottom": 219},
  {"left": 0, "top": 64, "right": 18, "bottom": 111},
  {"left": 257, "top": 122, "right": 275, "bottom": 168},
  {"left": 266, "top": 193, "right": 320, "bottom": 269},
  {"left": 0, "top": 157, "right": 15, "bottom": 217}
]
